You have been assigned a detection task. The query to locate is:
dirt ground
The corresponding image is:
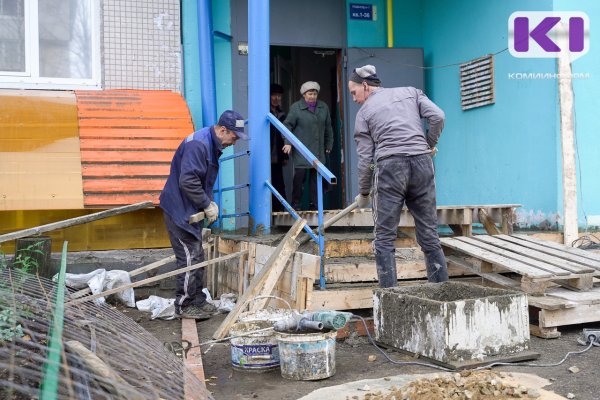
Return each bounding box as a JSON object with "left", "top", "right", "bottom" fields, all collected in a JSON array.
[{"left": 127, "top": 306, "right": 600, "bottom": 400}]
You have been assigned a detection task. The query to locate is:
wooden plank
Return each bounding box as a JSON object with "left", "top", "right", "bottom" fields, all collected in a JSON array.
[
  {"left": 308, "top": 287, "right": 375, "bottom": 310},
  {"left": 446, "top": 256, "right": 521, "bottom": 291},
  {"left": 440, "top": 237, "right": 552, "bottom": 278},
  {"left": 512, "top": 234, "right": 600, "bottom": 263},
  {"left": 475, "top": 235, "right": 595, "bottom": 274},
  {"left": 212, "top": 219, "right": 306, "bottom": 339},
  {"left": 237, "top": 242, "right": 248, "bottom": 296},
  {"left": 527, "top": 295, "right": 577, "bottom": 310},
  {"left": 249, "top": 239, "right": 300, "bottom": 311},
  {"left": 540, "top": 303, "right": 600, "bottom": 327},
  {"left": 457, "top": 236, "right": 572, "bottom": 276},
  {"left": 545, "top": 286, "right": 600, "bottom": 305},
  {"left": 496, "top": 235, "right": 600, "bottom": 271},
  {"left": 553, "top": 276, "right": 594, "bottom": 292},
  {"left": 324, "top": 259, "right": 469, "bottom": 283},
  {"left": 0, "top": 201, "right": 153, "bottom": 243},
  {"left": 181, "top": 318, "right": 206, "bottom": 392},
  {"left": 558, "top": 52, "right": 578, "bottom": 245}
]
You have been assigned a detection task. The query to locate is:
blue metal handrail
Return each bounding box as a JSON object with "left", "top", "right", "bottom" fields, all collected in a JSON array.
[
  {"left": 267, "top": 112, "right": 336, "bottom": 289},
  {"left": 215, "top": 150, "right": 250, "bottom": 230}
]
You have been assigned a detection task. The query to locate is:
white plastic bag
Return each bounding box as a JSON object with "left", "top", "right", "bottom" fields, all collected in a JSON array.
[
  {"left": 63, "top": 269, "right": 135, "bottom": 307},
  {"left": 136, "top": 296, "right": 176, "bottom": 320},
  {"left": 103, "top": 270, "right": 135, "bottom": 308}
]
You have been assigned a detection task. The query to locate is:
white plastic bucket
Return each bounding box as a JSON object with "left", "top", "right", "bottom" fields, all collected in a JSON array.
[
  {"left": 230, "top": 321, "right": 279, "bottom": 372},
  {"left": 276, "top": 329, "right": 337, "bottom": 380}
]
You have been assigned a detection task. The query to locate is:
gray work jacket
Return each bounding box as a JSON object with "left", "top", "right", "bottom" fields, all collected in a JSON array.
[
  {"left": 353, "top": 86, "right": 445, "bottom": 194},
  {"left": 283, "top": 99, "right": 334, "bottom": 169}
]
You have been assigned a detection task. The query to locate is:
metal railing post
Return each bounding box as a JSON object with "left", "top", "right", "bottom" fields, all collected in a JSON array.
[{"left": 317, "top": 174, "right": 325, "bottom": 289}]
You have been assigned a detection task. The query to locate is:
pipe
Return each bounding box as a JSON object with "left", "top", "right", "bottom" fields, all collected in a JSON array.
[
  {"left": 197, "top": 0, "right": 217, "bottom": 125},
  {"left": 387, "top": 0, "right": 394, "bottom": 48},
  {"left": 248, "top": 0, "right": 271, "bottom": 234}
]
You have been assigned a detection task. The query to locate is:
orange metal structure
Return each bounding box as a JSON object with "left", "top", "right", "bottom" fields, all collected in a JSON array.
[
  {"left": 76, "top": 90, "right": 194, "bottom": 207},
  {"left": 0, "top": 89, "right": 195, "bottom": 252}
]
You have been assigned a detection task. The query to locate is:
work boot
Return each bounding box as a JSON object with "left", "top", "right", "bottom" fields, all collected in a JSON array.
[
  {"left": 198, "top": 301, "right": 219, "bottom": 315},
  {"left": 176, "top": 305, "right": 211, "bottom": 320},
  {"left": 424, "top": 250, "right": 449, "bottom": 283},
  {"left": 375, "top": 251, "right": 397, "bottom": 288}
]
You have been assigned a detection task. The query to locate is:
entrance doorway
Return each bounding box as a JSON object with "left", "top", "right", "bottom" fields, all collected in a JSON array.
[{"left": 270, "top": 45, "right": 344, "bottom": 210}]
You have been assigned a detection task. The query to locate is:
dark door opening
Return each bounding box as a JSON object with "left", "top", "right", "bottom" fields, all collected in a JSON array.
[{"left": 270, "top": 45, "right": 343, "bottom": 211}]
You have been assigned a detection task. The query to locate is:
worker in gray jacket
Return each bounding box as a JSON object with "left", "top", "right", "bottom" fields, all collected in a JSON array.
[{"left": 348, "top": 64, "right": 449, "bottom": 287}]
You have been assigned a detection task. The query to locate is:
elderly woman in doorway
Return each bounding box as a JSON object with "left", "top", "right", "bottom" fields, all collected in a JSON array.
[{"left": 282, "top": 81, "right": 334, "bottom": 211}]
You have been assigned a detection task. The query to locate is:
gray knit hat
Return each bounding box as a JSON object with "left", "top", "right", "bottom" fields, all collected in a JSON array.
[
  {"left": 350, "top": 65, "right": 381, "bottom": 86},
  {"left": 300, "top": 81, "right": 320, "bottom": 95}
]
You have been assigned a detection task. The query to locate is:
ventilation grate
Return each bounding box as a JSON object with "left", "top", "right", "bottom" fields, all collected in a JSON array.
[{"left": 460, "top": 55, "right": 495, "bottom": 110}]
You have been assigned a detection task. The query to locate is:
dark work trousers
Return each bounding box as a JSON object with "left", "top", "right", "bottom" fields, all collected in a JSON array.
[
  {"left": 271, "top": 161, "right": 286, "bottom": 211},
  {"left": 372, "top": 153, "right": 448, "bottom": 283},
  {"left": 163, "top": 212, "right": 207, "bottom": 311},
  {"left": 292, "top": 168, "right": 318, "bottom": 210}
]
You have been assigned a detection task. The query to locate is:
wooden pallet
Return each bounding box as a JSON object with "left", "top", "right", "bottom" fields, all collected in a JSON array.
[
  {"left": 442, "top": 234, "right": 600, "bottom": 338},
  {"left": 441, "top": 234, "right": 600, "bottom": 295}
]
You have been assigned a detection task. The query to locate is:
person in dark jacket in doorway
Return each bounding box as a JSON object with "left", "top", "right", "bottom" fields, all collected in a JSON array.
[
  {"left": 160, "top": 110, "right": 247, "bottom": 319},
  {"left": 348, "top": 65, "right": 448, "bottom": 287},
  {"left": 270, "top": 83, "right": 289, "bottom": 211},
  {"left": 282, "top": 81, "right": 333, "bottom": 210}
]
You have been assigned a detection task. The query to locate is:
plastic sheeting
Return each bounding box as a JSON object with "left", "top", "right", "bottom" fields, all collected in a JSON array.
[{"left": 62, "top": 269, "right": 135, "bottom": 307}]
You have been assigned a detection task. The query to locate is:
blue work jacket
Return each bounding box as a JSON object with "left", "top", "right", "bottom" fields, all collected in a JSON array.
[{"left": 159, "top": 126, "right": 222, "bottom": 238}]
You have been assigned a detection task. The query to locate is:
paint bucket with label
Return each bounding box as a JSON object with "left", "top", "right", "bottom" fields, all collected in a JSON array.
[
  {"left": 276, "top": 329, "right": 337, "bottom": 380},
  {"left": 230, "top": 320, "right": 279, "bottom": 372}
]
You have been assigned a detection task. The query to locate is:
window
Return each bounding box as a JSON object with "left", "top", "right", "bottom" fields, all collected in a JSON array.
[
  {"left": 0, "top": 0, "right": 100, "bottom": 89},
  {"left": 460, "top": 55, "right": 495, "bottom": 110}
]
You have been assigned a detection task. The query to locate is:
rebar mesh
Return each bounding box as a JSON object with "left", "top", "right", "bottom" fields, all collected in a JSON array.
[{"left": 0, "top": 268, "right": 212, "bottom": 400}]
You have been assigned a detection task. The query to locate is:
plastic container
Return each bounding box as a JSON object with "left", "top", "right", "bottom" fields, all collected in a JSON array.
[
  {"left": 276, "top": 329, "right": 337, "bottom": 380},
  {"left": 230, "top": 321, "right": 279, "bottom": 372}
]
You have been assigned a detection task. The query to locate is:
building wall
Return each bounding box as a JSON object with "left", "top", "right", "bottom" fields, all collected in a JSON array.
[
  {"left": 409, "top": 0, "right": 561, "bottom": 228},
  {"left": 102, "top": 0, "right": 182, "bottom": 91}
]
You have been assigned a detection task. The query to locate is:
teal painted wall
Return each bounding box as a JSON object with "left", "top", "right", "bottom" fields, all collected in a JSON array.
[
  {"left": 181, "top": 0, "right": 236, "bottom": 230},
  {"left": 346, "top": 0, "right": 388, "bottom": 47},
  {"left": 419, "top": 0, "right": 561, "bottom": 228},
  {"left": 392, "top": 0, "right": 423, "bottom": 48},
  {"left": 554, "top": 0, "right": 600, "bottom": 228}
]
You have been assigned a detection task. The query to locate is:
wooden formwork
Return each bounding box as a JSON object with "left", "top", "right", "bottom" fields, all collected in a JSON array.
[
  {"left": 205, "top": 235, "right": 470, "bottom": 312},
  {"left": 205, "top": 237, "right": 320, "bottom": 311}
]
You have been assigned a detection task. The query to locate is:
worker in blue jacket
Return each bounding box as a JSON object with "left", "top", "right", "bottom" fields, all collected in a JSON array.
[{"left": 160, "top": 110, "right": 247, "bottom": 319}]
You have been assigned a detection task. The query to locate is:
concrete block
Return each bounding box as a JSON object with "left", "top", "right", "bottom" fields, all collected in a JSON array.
[{"left": 373, "top": 282, "right": 530, "bottom": 364}]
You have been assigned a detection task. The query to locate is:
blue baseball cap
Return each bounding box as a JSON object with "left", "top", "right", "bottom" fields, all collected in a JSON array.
[{"left": 218, "top": 110, "right": 248, "bottom": 140}]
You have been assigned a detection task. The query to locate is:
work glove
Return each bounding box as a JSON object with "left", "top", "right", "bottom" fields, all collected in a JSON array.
[
  {"left": 204, "top": 201, "right": 219, "bottom": 224},
  {"left": 355, "top": 193, "right": 371, "bottom": 209},
  {"left": 431, "top": 147, "right": 438, "bottom": 157}
]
